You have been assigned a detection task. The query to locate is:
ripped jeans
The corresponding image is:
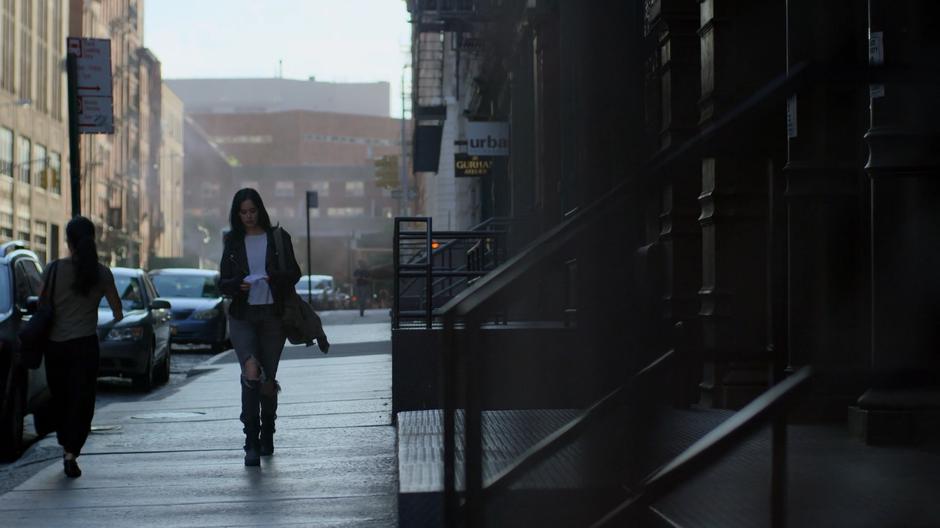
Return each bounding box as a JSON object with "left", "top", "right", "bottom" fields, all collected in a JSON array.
[
  {"left": 230, "top": 305, "right": 286, "bottom": 448},
  {"left": 229, "top": 304, "right": 286, "bottom": 385}
]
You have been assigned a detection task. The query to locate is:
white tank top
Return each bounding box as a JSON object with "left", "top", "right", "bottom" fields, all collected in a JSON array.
[{"left": 245, "top": 234, "right": 273, "bottom": 305}]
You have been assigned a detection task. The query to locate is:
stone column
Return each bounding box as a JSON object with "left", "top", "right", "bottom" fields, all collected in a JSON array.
[
  {"left": 696, "top": 0, "right": 783, "bottom": 408},
  {"left": 646, "top": 0, "right": 703, "bottom": 404},
  {"left": 784, "top": 0, "right": 868, "bottom": 418},
  {"left": 856, "top": 0, "right": 940, "bottom": 443}
]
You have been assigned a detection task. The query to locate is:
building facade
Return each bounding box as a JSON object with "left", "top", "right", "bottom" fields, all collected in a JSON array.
[
  {"left": 396, "top": 1, "right": 940, "bottom": 524},
  {"left": 156, "top": 82, "right": 182, "bottom": 259},
  {"left": 0, "top": 0, "right": 71, "bottom": 263}
]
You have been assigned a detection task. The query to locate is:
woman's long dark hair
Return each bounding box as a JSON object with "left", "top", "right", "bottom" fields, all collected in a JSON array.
[
  {"left": 66, "top": 216, "right": 100, "bottom": 295},
  {"left": 228, "top": 188, "right": 273, "bottom": 239}
]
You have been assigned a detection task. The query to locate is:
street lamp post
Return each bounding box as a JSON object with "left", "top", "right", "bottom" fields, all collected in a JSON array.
[{"left": 306, "top": 191, "right": 318, "bottom": 305}]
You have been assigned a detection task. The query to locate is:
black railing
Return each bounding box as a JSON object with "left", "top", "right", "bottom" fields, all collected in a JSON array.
[
  {"left": 590, "top": 366, "right": 812, "bottom": 527},
  {"left": 393, "top": 217, "right": 510, "bottom": 329}
]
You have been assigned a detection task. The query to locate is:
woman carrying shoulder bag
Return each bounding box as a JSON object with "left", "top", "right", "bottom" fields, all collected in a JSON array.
[
  {"left": 219, "top": 188, "right": 302, "bottom": 467},
  {"left": 43, "top": 216, "right": 123, "bottom": 478}
]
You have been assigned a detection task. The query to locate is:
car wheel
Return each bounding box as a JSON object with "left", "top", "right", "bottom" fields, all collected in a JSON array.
[
  {"left": 155, "top": 345, "right": 171, "bottom": 385},
  {"left": 0, "top": 373, "right": 24, "bottom": 461},
  {"left": 132, "top": 341, "right": 155, "bottom": 392}
]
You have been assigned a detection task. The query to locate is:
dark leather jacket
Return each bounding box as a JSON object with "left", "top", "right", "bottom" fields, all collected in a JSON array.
[{"left": 219, "top": 227, "right": 302, "bottom": 319}]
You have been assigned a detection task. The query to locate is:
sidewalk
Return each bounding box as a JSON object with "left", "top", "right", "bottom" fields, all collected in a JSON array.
[{"left": 0, "top": 330, "right": 396, "bottom": 527}]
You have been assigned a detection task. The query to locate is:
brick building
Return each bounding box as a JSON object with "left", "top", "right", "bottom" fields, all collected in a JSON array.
[{"left": 0, "top": 0, "right": 71, "bottom": 263}]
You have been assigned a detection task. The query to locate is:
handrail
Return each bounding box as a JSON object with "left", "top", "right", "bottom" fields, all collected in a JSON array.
[
  {"left": 590, "top": 366, "right": 813, "bottom": 528},
  {"left": 436, "top": 61, "right": 812, "bottom": 320},
  {"left": 482, "top": 350, "right": 674, "bottom": 498},
  {"left": 393, "top": 217, "right": 433, "bottom": 329}
]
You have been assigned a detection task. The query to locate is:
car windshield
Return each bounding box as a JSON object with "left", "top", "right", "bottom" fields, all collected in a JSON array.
[
  {"left": 151, "top": 274, "right": 220, "bottom": 298},
  {"left": 100, "top": 275, "right": 146, "bottom": 311},
  {"left": 299, "top": 277, "right": 332, "bottom": 290}
]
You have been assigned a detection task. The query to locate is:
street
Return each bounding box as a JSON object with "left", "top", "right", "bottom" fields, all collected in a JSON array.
[{"left": 0, "top": 310, "right": 394, "bottom": 526}]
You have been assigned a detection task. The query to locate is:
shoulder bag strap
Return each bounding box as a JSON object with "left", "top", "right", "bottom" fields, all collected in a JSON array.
[{"left": 273, "top": 227, "right": 287, "bottom": 272}]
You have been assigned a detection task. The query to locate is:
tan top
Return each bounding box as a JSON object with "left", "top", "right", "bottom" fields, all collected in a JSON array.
[{"left": 44, "top": 259, "right": 114, "bottom": 342}]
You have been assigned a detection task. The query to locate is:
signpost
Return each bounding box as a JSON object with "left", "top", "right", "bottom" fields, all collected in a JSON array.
[
  {"left": 306, "top": 191, "right": 319, "bottom": 305},
  {"left": 66, "top": 37, "right": 114, "bottom": 217}
]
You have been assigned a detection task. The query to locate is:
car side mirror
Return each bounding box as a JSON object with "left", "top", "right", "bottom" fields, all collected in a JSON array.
[
  {"left": 25, "top": 295, "right": 40, "bottom": 314},
  {"left": 150, "top": 299, "right": 171, "bottom": 310}
]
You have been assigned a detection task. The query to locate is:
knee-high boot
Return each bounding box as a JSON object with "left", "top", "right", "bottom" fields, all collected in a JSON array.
[
  {"left": 241, "top": 379, "right": 261, "bottom": 466},
  {"left": 260, "top": 380, "right": 279, "bottom": 456}
]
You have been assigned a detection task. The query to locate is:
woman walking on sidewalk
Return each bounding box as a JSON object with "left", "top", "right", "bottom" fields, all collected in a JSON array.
[
  {"left": 44, "top": 216, "right": 123, "bottom": 478},
  {"left": 219, "top": 188, "right": 301, "bottom": 466}
]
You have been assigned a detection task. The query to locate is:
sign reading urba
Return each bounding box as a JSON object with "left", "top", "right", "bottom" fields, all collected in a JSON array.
[
  {"left": 466, "top": 122, "right": 510, "bottom": 156},
  {"left": 455, "top": 154, "right": 496, "bottom": 177}
]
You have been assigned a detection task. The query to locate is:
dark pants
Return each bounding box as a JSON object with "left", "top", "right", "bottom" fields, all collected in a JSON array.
[
  {"left": 44, "top": 335, "right": 100, "bottom": 456},
  {"left": 229, "top": 305, "right": 286, "bottom": 443}
]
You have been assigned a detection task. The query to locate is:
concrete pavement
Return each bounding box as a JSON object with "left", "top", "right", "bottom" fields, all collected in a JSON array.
[{"left": 0, "top": 318, "right": 396, "bottom": 527}]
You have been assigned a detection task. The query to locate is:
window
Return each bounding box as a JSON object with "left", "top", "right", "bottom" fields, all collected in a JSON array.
[
  {"left": 274, "top": 180, "right": 294, "bottom": 198},
  {"left": 151, "top": 273, "right": 220, "bottom": 299},
  {"left": 310, "top": 181, "right": 329, "bottom": 197},
  {"left": 101, "top": 275, "right": 145, "bottom": 311},
  {"left": 16, "top": 136, "right": 30, "bottom": 184},
  {"left": 51, "top": 0, "right": 63, "bottom": 119},
  {"left": 309, "top": 208, "right": 321, "bottom": 218},
  {"left": 0, "top": 127, "right": 11, "bottom": 177},
  {"left": 1, "top": 1, "right": 14, "bottom": 92},
  {"left": 345, "top": 181, "right": 365, "bottom": 197},
  {"left": 327, "top": 207, "right": 365, "bottom": 218},
  {"left": 18, "top": 0, "right": 32, "bottom": 101},
  {"left": 212, "top": 135, "right": 272, "bottom": 144},
  {"left": 0, "top": 212, "right": 13, "bottom": 240},
  {"left": 32, "top": 144, "right": 46, "bottom": 189},
  {"left": 33, "top": 221, "right": 47, "bottom": 263},
  {"left": 48, "top": 151, "right": 61, "bottom": 194}
]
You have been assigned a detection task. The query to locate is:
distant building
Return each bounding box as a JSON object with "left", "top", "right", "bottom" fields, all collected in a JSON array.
[
  {"left": 156, "top": 83, "right": 184, "bottom": 260},
  {"left": 181, "top": 116, "right": 233, "bottom": 270},
  {"left": 172, "top": 79, "right": 407, "bottom": 283},
  {"left": 165, "top": 78, "right": 391, "bottom": 118}
]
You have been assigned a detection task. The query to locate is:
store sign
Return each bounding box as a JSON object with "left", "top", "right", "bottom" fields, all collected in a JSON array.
[
  {"left": 466, "top": 122, "right": 509, "bottom": 156},
  {"left": 455, "top": 154, "right": 497, "bottom": 177}
]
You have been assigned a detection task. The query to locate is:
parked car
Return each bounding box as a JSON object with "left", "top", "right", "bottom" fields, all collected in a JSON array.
[
  {"left": 295, "top": 274, "right": 337, "bottom": 310},
  {"left": 0, "top": 241, "right": 53, "bottom": 461},
  {"left": 149, "top": 268, "right": 229, "bottom": 352},
  {"left": 97, "top": 268, "right": 172, "bottom": 391}
]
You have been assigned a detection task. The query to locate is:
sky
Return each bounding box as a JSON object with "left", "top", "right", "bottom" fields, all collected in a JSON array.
[{"left": 144, "top": 0, "right": 412, "bottom": 118}]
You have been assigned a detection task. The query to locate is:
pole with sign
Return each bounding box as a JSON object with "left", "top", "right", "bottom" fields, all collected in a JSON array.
[
  {"left": 306, "top": 191, "right": 319, "bottom": 305},
  {"left": 66, "top": 37, "right": 114, "bottom": 217}
]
